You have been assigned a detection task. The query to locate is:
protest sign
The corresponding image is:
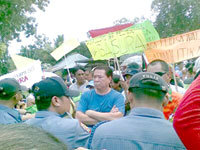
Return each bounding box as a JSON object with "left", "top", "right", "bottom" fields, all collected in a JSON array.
[
  {"left": 86, "top": 29, "right": 146, "bottom": 60},
  {"left": 51, "top": 39, "right": 80, "bottom": 61},
  {"left": 11, "top": 54, "right": 37, "bottom": 69},
  {"left": 0, "top": 60, "right": 43, "bottom": 88},
  {"left": 89, "top": 23, "right": 133, "bottom": 38},
  {"left": 145, "top": 29, "right": 200, "bottom": 63},
  {"left": 127, "top": 20, "right": 160, "bottom": 43}
]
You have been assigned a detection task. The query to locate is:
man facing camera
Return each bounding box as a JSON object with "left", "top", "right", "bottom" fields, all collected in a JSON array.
[
  {"left": 76, "top": 65, "right": 125, "bottom": 127},
  {"left": 90, "top": 72, "right": 185, "bottom": 150}
]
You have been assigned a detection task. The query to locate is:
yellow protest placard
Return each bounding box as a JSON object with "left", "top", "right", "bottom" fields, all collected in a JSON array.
[
  {"left": 51, "top": 39, "right": 80, "bottom": 61},
  {"left": 145, "top": 29, "right": 200, "bottom": 63},
  {"left": 86, "top": 29, "right": 146, "bottom": 60},
  {"left": 11, "top": 54, "right": 37, "bottom": 69}
]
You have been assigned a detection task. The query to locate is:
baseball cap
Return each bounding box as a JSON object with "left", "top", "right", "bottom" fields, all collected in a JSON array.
[
  {"left": 124, "top": 62, "right": 141, "bottom": 76},
  {"left": 32, "top": 76, "right": 80, "bottom": 99},
  {"left": 86, "top": 80, "right": 94, "bottom": 88},
  {"left": 0, "top": 78, "right": 22, "bottom": 99},
  {"left": 112, "top": 74, "right": 121, "bottom": 83},
  {"left": 129, "top": 72, "right": 168, "bottom": 93}
]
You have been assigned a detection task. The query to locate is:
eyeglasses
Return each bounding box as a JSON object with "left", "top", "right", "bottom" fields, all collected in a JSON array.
[{"left": 154, "top": 72, "right": 167, "bottom": 76}]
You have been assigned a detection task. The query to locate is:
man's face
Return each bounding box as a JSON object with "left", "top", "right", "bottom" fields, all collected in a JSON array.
[
  {"left": 58, "top": 96, "right": 71, "bottom": 114},
  {"left": 93, "top": 69, "right": 111, "bottom": 90},
  {"left": 111, "top": 80, "right": 120, "bottom": 90},
  {"left": 75, "top": 69, "right": 85, "bottom": 84},
  {"left": 147, "top": 63, "right": 170, "bottom": 83},
  {"left": 84, "top": 70, "right": 93, "bottom": 81}
]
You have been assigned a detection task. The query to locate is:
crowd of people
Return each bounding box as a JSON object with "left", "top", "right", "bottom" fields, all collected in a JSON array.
[{"left": 0, "top": 57, "right": 200, "bottom": 150}]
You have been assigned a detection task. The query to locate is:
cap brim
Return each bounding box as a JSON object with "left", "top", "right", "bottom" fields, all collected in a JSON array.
[
  {"left": 20, "top": 85, "right": 28, "bottom": 92},
  {"left": 65, "top": 89, "right": 80, "bottom": 97},
  {"left": 86, "top": 85, "right": 93, "bottom": 88}
]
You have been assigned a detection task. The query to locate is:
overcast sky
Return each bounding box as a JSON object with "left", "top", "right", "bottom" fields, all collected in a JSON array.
[{"left": 9, "top": 0, "right": 153, "bottom": 54}]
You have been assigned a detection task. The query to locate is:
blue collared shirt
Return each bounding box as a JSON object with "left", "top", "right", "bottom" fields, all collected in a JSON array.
[
  {"left": 25, "top": 111, "right": 90, "bottom": 150},
  {"left": 0, "top": 104, "right": 22, "bottom": 124},
  {"left": 91, "top": 107, "right": 186, "bottom": 150}
]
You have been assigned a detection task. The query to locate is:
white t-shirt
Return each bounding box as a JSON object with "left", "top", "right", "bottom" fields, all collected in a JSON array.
[{"left": 69, "top": 81, "right": 89, "bottom": 93}]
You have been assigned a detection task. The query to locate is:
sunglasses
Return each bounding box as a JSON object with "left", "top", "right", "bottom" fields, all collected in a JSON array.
[{"left": 154, "top": 72, "right": 167, "bottom": 76}]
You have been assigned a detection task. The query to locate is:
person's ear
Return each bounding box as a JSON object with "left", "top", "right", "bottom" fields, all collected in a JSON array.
[
  {"left": 11, "top": 93, "right": 22, "bottom": 105},
  {"left": 127, "top": 91, "right": 135, "bottom": 108},
  {"left": 108, "top": 76, "right": 112, "bottom": 83},
  {"left": 162, "top": 93, "right": 170, "bottom": 107},
  {"left": 51, "top": 96, "right": 61, "bottom": 107},
  {"left": 15, "top": 93, "right": 22, "bottom": 100}
]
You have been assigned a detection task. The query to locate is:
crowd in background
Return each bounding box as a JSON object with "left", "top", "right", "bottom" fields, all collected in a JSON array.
[{"left": 1, "top": 56, "right": 200, "bottom": 150}]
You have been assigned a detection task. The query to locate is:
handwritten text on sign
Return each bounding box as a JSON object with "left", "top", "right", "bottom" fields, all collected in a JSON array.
[
  {"left": 128, "top": 20, "right": 160, "bottom": 43},
  {"left": 145, "top": 29, "right": 200, "bottom": 63},
  {"left": 0, "top": 60, "right": 43, "bottom": 88},
  {"left": 86, "top": 29, "right": 146, "bottom": 60}
]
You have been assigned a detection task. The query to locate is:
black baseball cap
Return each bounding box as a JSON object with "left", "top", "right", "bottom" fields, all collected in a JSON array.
[
  {"left": 129, "top": 72, "right": 168, "bottom": 93},
  {"left": 0, "top": 78, "right": 22, "bottom": 99},
  {"left": 124, "top": 62, "right": 141, "bottom": 76},
  {"left": 32, "top": 76, "right": 80, "bottom": 99}
]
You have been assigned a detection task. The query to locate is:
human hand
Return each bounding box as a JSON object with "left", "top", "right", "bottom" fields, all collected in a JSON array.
[
  {"left": 119, "top": 80, "right": 128, "bottom": 91},
  {"left": 110, "top": 105, "right": 119, "bottom": 113},
  {"left": 85, "top": 110, "right": 95, "bottom": 116}
]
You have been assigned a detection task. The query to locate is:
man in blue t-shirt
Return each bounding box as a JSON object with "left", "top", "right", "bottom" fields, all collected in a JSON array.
[{"left": 76, "top": 65, "right": 125, "bottom": 127}]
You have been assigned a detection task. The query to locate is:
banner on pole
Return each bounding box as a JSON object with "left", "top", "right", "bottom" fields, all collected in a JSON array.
[
  {"left": 145, "top": 29, "right": 200, "bottom": 63},
  {"left": 86, "top": 29, "right": 146, "bottom": 60},
  {"left": 0, "top": 60, "right": 43, "bottom": 88},
  {"left": 11, "top": 54, "right": 37, "bottom": 70},
  {"left": 51, "top": 39, "right": 80, "bottom": 61}
]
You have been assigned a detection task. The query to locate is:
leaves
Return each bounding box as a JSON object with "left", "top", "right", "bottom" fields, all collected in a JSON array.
[
  {"left": 0, "top": 0, "right": 50, "bottom": 43},
  {"left": 152, "top": 0, "right": 200, "bottom": 38}
]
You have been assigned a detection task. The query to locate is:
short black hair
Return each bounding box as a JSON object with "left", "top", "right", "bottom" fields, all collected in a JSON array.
[
  {"left": 93, "top": 65, "right": 113, "bottom": 77},
  {"left": 0, "top": 124, "right": 67, "bottom": 150},
  {"left": 72, "top": 66, "right": 85, "bottom": 75},
  {"left": 112, "top": 74, "right": 121, "bottom": 83},
  {"left": 128, "top": 87, "right": 166, "bottom": 103},
  {"left": 35, "top": 95, "right": 68, "bottom": 111},
  {"left": 148, "top": 59, "right": 169, "bottom": 73},
  {"left": 35, "top": 96, "right": 52, "bottom": 111}
]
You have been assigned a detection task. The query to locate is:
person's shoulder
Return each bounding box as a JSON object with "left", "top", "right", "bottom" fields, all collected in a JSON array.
[
  {"left": 95, "top": 117, "right": 126, "bottom": 134},
  {"left": 0, "top": 110, "right": 20, "bottom": 124},
  {"left": 82, "top": 89, "right": 94, "bottom": 96},
  {"left": 110, "top": 89, "right": 123, "bottom": 95},
  {"left": 109, "top": 89, "right": 124, "bottom": 99},
  {"left": 50, "top": 117, "right": 80, "bottom": 130},
  {"left": 69, "top": 82, "right": 79, "bottom": 89}
]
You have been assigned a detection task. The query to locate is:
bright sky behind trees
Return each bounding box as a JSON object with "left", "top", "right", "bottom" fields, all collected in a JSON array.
[{"left": 9, "top": 0, "right": 153, "bottom": 54}]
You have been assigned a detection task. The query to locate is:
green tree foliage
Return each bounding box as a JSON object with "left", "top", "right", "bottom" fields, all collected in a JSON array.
[
  {"left": 68, "top": 42, "right": 92, "bottom": 58},
  {"left": 152, "top": 0, "right": 200, "bottom": 38},
  {"left": 113, "top": 17, "right": 148, "bottom": 26},
  {"left": 54, "top": 34, "right": 64, "bottom": 48},
  {"left": 19, "top": 34, "right": 57, "bottom": 66},
  {"left": 0, "top": 0, "right": 50, "bottom": 75},
  {"left": 0, "top": 0, "right": 49, "bottom": 43}
]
